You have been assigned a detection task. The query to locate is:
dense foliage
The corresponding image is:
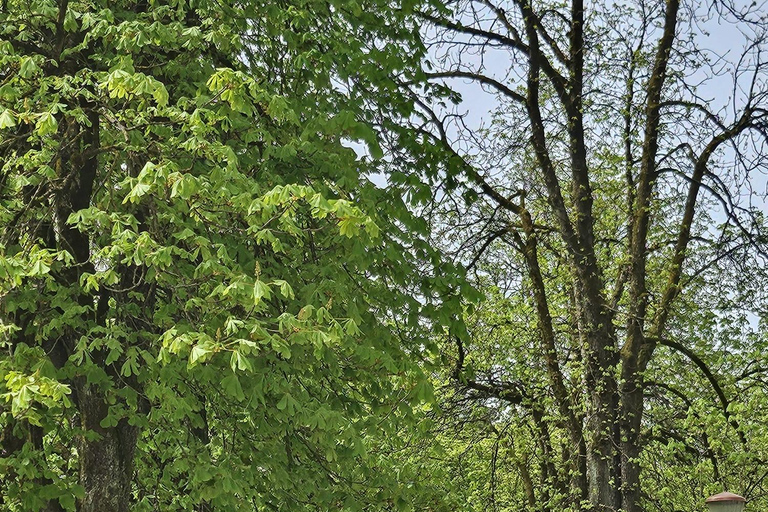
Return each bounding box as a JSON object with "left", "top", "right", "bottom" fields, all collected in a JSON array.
[
  {"left": 2, "top": 0, "right": 767, "bottom": 511},
  {"left": 0, "top": 0, "right": 463, "bottom": 510}
]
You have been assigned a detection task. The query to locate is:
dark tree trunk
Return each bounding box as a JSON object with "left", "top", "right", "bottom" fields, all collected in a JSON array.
[
  {"left": 76, "top": 382, "right": 139, "bottom": 512},
  {"left": 584, "top": 331, "right": 620, "bottom": 512},
  {"left": 620, "top": 383, "right": 644, "bottom": 512}
]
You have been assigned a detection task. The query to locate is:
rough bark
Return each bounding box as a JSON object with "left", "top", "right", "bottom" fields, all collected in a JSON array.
[{"left": 76, "top": 382, "right": 139, "bottom": 512}]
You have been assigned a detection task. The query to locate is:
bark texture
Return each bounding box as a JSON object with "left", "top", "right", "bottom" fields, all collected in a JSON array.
[{"left": 77, "top": 384, "right": 139, "bottom": 512}]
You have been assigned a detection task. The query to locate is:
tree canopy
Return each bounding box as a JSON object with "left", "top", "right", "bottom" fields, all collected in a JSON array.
[
  {"left": 1, "top": 0, "right": 768, "bottom": 511},
  {"left": 0, "top": 0, "right": 461, "bottom": 510}
]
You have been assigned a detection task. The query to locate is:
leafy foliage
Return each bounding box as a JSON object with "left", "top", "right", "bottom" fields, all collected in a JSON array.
[{"left": 0, "top": 0, "right": 459, "bottom": 510}]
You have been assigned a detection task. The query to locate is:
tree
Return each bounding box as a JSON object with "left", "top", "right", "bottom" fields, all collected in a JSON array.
[
  {"left": 0, "top": 0, "right": 454, "bottom": 510},
  {"left": 380, "top": 0, "right": 768, "bottom": 511}
]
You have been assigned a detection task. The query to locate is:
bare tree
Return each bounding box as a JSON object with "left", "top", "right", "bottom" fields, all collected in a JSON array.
[{"left": 387, "top": 0, "right": 768, "bottom": 510}]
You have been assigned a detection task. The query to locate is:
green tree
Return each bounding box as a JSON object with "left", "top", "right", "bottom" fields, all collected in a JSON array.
[
  {"left": 380, "top": 0, "right": 768, "bottom": 511},
  {"left": 0, "top": 0, "right": 455, "bottom": 510}
]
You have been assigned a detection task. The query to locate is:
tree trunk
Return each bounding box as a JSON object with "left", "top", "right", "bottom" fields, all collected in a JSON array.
[
  {"left": 620, "top": 382, "right": 644, "bottom": 512},
  {"left": 77, "top": 381, "right": 139, "bottom": 512},
  {"left": 581, "top": 301, "right": 620, "bottom": 511},
  {"left": 585, "top": 368, "right": 619, "bottom": 512}
]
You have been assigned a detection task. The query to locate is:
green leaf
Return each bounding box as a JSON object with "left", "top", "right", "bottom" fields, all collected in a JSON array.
[
  {"left": 30, "top": 259, "right": 51, "bottom": 276},
  {"left": 153, "top": 83, "right": 169, "bottom": 107},
  {"left": 272, "top": 279, "right": 294, "bottom": 299},
  {"left": 221, "top": 374, "right": 245, "bottom": 401},
  {"left": 338, "top": 217, "right": 360, "bottom": 237},
  {"left": 59, "top": 493, "right": 76, "bottom": 511},
  {"left": 189, "top": 344, "right": 212, "bottom": 365},
  {"left": 35, "top": 112, "right": 58, "bottom": 136},
  {"left": 0, "top": 109, "right": 16, "bottom": 129},
  {"left": 123, "top": 182, "right": 151, "bottom": 203},
  {"left": 253, "top": 280, "right": 271, "bottom": 304},
  {"left": 0, "top": 83, "right": 19, "bottom": 100},
  {"left": 230, "top": 350, "right": 253, "bottom": 372},
  {"left": 19, "top": 56, "right": 39, "bottom": 78}
]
